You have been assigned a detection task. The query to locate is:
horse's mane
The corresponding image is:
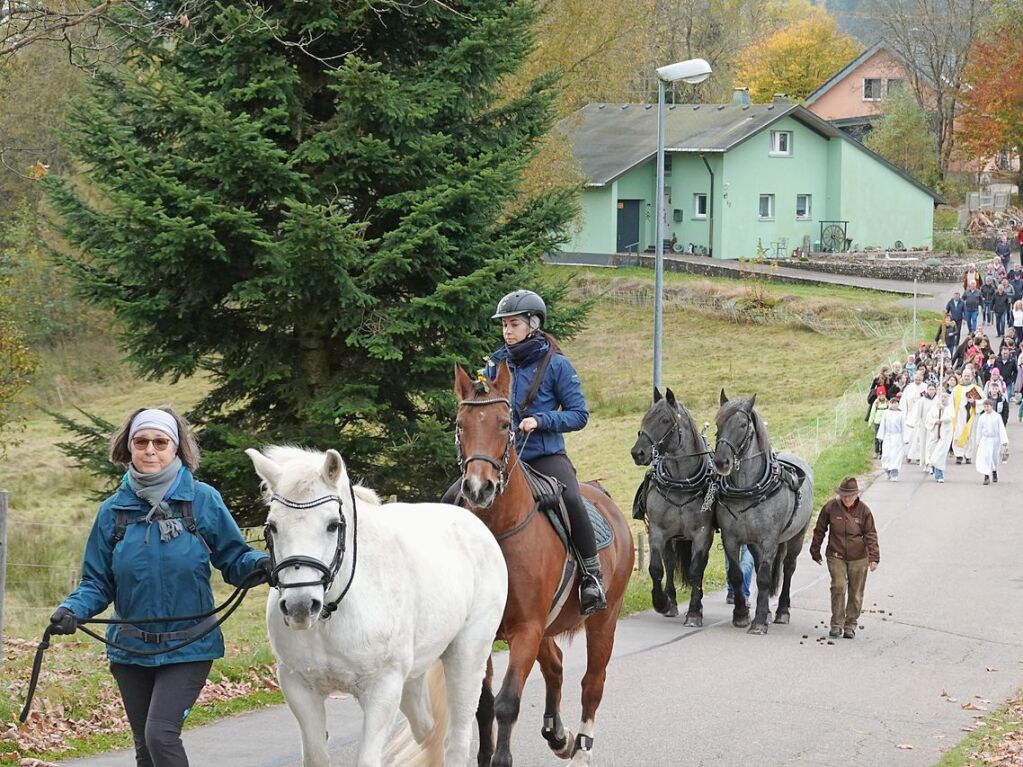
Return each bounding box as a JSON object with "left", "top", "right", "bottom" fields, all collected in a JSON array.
[
  {"left": 715, "top": 398, "right": 772, "bottom": 453},
  {"left": 258, "top": 445, "right": 381, "bottom": 506}
]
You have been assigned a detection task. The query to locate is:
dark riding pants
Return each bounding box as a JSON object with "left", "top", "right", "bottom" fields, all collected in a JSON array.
[
  {"left": 526, "top": 454, "right": 597, "bottom": 560},
  {"left": 110, "top": 660, "right": 212, "bottom": 767}
]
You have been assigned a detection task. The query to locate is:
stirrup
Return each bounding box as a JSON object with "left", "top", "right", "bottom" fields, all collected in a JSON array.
[{"left": 579, "top": 573, "right": 606, "bottom": 615}]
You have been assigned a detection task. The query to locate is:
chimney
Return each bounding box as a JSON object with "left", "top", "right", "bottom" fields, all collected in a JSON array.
[
  {"left": 731, "top": 87, "right": 751, "bottom": 107},
  {"left": 773, "top": 93, "right": 789, "bottom": 104}
]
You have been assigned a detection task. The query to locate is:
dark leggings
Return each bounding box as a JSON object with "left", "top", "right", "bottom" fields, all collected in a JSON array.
[
  {"left": 526, "top": 454, "right": 597, "bottom": 559},
  {"left": 110, "top": 660, "right": 212, "bottom": 767}
]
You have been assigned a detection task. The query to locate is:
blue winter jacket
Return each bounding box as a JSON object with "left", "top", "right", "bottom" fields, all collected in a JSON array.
[
  {"left": 487, "top": 337, "right": 589, "bottom": 462},
  {"left": 61, "top": 468, "right": 267, "bottom": 666}
]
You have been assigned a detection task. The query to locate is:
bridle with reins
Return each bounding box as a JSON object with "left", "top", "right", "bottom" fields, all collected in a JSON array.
[
  {"left": 715, "top": 407, "right": 762, "bottom": 473},
  {"left": 455, "top": 395, "right": 522, "bottom": 495},
  {"left": 263, "top": 479, "right": 359, "bottom": 621},
  {"left": 638, "top": 407, "right": 714, "bottom": 493}
]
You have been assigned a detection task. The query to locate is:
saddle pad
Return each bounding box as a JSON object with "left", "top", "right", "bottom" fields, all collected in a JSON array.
[{"left": 544, "top": 498, "right": 615, "bottom": 552}]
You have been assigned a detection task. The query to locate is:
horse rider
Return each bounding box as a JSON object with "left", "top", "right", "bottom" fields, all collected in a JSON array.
[{"left": 488, "top": 289, "right": 606, "bottom": 614}]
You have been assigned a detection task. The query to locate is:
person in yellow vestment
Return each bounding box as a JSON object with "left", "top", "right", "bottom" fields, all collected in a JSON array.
[{"left": 951, "top": 366, "right": 985, "bottom": 463}]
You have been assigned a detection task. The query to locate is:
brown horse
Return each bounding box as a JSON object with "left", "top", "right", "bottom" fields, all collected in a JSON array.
[{"left": 454, "top": 362, "right": 634, "bottom": 767}]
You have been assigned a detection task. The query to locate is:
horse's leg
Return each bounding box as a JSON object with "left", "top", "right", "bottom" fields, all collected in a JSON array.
[
  {"left": 684, "top": 530, "right": 712, "bottom": 627},
  {"left": 493, "top": 626, "right": 544, "bottom": 767},
  {"left": 476, "top": 656, "right": 496, "bottom": 767},
  {"left": 722, "top": 535, "right": 750, "bottom": 628},
  {"left": 442, "top": 632, "right": 496, "bottom": 767},
  {"left": 647, "top": 526, "right": 670, "bottom": 615},
  {"left": 354, "top": 672, "right": 404, "bottom": 767},
  {"left": 774, "top": 528, "right": 808, "bottom": 624},
  {"left": 537, "top": 637, "right": 573, "bottom": 759},
  {"left": 569, "top": 607, "right": 617, "bottom": 766},
  {"left": 278, "top": 666, "right": 330, "bottom": 767},
  {"left": 398, "top": 673, "right": 434, "bottom": 743},
  {"left": 747, "top": 541, "right": 777, "bottom": 635},
  {"left": 661, "top": 537, "right": 680, "bottom": 618}
]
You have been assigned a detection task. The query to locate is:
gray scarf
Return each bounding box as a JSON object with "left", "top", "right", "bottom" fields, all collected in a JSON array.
[{"left": 127, "top": 457, "right": 184, "bottom": 544}]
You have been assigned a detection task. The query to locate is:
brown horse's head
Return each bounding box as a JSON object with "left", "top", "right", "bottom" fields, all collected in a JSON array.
[{"left": 454, "top": 362, "right": 515, "bottom": 509}]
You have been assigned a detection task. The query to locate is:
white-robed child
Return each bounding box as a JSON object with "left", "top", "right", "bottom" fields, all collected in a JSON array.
[
  {"left": 926, "top": 391, "right": 955, "bottom": 483},
  {"left": 879, "top": 394, "right": 906, "bottom": 481},
  {"left": 975, "top": 398, "right": 1010, "bottom": 485}
]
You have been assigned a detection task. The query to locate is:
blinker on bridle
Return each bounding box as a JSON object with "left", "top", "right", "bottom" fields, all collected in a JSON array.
[
  {"left": 263, "top": 484, "right": 359, "bottom": 620},
  {"left": 716, "top": 408, "right": 757, "bottom": 471}
]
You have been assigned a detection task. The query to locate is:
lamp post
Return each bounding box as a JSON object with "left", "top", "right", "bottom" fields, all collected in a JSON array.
[{"left": 652, "top": 58, "right": 712, "bottom": 391}]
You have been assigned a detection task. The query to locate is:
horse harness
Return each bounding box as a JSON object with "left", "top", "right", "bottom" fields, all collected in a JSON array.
[
  {"left": 633, "top": 409, "right": 714, "bottom": 520},
  {"left": 263, "top": 480, "right": 360, "bottom": 621}
]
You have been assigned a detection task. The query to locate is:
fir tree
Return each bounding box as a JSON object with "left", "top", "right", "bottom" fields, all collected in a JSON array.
[{"left": 47, "top": 1, "right": 579, "bottom": 524}]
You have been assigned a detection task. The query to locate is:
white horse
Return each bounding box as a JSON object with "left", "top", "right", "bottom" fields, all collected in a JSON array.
[{"left": 246, "top": 446, "right": 507, "bottom": 767}]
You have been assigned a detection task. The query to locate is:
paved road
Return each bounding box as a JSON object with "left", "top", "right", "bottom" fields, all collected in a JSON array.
[{"left": 63, "top": 419, "right": 1023, "bottom": 767}]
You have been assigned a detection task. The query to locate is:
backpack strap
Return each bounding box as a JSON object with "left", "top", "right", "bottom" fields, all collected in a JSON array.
[
  {"left": 112, "top": 508, "right": 129, "bottom": 545},
  {"left": 110, "top": 501, "right": 210, "bottom": 553}
]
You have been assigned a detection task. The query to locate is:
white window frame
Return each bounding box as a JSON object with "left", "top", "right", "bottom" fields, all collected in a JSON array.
[
  {"left": 693, "top": 193, "right": 708, "bottom": 220},
  {"left": 795, "top": 194, "right": 812, "bottom": 220},
  {"left": 758, "top": 194, "right": 775, "bottom": 221},
  {"left": 769, "top": 130, "right": 792, "bottom": 157},
  {"left": 863, "top": 78, "right": 882, "bottom": 101}
]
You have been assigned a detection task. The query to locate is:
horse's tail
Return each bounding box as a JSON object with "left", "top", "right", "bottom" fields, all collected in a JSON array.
[
  {"left": 383, "top": 662, "right": 448, "bottom": 767},
  {"left": 770, "top": 545, "right": 785, "bottom": 597},
  {"left": 674, "top": 538, "right": 694, "bottom": 588}
]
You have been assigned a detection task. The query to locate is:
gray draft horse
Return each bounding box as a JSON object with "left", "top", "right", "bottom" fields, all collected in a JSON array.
[
  {"left": 630, "top": 387, "right": 715, "bottom": 625},
  {"left": 711, "top": 390, "right": 814, "bottom": 635}
]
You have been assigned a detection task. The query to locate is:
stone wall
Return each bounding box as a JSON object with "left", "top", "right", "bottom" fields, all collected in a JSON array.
[{"left": 779, "top": 253, "right": 967, "bottom": 281}]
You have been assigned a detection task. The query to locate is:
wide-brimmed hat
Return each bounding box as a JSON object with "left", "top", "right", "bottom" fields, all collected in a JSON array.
[{"left": 836, "top": 477, "right": 860, "bottom": 498}]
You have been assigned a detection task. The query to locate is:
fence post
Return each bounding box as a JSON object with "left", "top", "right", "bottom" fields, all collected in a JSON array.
[
  {"left": 637, "top": 532, "right": 647, "bottom": 574},
  {"left": 0, "top": 490, "right": 7, "bottom": 647}
]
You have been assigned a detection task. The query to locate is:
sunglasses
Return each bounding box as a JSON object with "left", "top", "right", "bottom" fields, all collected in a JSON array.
[{"left": 131, "top": 437, "right": 173, "bottom": 451}]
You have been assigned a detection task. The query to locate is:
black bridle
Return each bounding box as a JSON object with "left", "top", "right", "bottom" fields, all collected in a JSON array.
[
  {"left": 456, "top": 396, "right": 518, "bottom": 494},
  {"left": 263, "top": 482, "right": 359, "bottom": 621},
  {"left": 715, "top": 409, "right": 759, "bottom": 472},
  {"left": 639, "top": 408, "right": 714, "bottom": 494},
  {"left": 714, "top": 407, "right": 784, "bottom": 507}
]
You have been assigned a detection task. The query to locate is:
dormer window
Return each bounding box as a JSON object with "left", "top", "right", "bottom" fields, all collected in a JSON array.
[{"left": 770, "top": 130, "right": 792, "bottom": 157}]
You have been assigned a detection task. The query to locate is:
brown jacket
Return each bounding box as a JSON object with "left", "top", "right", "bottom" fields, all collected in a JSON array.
[{"left": 809, "top": 498, "right": 880, "bottom": 563}]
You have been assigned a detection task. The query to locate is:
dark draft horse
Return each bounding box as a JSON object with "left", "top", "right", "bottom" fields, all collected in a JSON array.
[
  {"left": 629, "top": 387, "right": 716, "bottom": 625},
  {"left": 454, "top": 363, "right": 634, "bottom": 767},
  {"left": 711, "top": 390, "right": 814, "bottom": 634}
]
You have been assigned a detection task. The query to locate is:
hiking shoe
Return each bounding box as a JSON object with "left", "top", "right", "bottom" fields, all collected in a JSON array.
[
  {"left": 956, "top": 457, "right": 963, "bottom": 465},
  {"left": 937, "top": 478, "right": 945, "bottom": 483},
  {"left": 984, "top": 475, "right": 990, "bottom": 485},
  {"left": 726, "top": 592, "right": 735, "bottom": 604},
  {"left": 843, "top": 627, "right": 856, "bottom": 639},
  {"left": 829, "top": 627, "right": 842, "bottom": 638},
  {"left": 965, "top": 458, "right": 972, "bottom": 464}
]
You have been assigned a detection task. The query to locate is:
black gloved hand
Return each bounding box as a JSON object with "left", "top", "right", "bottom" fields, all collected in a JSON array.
[
  {"left": 253, "top": 556, "right": 274, "bottom": 586},
  {"left": 49, "top": 606, "right": 78, "bottom": 635}
]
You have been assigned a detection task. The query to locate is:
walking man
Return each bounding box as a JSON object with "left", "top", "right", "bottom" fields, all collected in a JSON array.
[{"left": 810, "top": 477, "right": 880, "bottom": 640}]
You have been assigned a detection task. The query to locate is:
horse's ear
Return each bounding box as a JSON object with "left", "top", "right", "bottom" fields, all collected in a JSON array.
[
  {"left": 245, "top": 448, "right": 281, "bottom": 491},
  {"left": 749, "top": 393, "right": 757, "bottom": 409},
  {"left": 653, "top": 387, "right": 662, "bottom": 403},
  {"left": 454, "top": 364, "right": 474, "bottom": 401},
  {"left": 322, "top": 449, "right": 347, "bottom": 487},
  {"left": 720, "top": 388, "right": 728, "bottom": 406},
  {"left": 665, "top": 387, "right": 677, "bottom": 406},
  {"left": 493, "top": 361, "right": 512, "bottom": 395}
]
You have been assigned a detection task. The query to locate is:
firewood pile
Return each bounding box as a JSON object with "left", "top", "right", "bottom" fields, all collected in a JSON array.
[{"left": 966, "top": 207, "right": 1023, "bottom": 236}]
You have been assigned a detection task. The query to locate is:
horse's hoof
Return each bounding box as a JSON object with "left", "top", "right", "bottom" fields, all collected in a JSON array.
[
  {"left": 665, "top": 605, "right": 679, "bottom": 618},
  {"left": 555, "top": 731, "right": 575, "bottom": 760},
  {"left": 683, "top": 613, "right": 703, "bottom": 627},
  {"left": 774, "top": 612, "right": 790, "bottom": 624},
  {"left": 733, "top": 613, "right": 751, "bottom": 628},
  {"left": 652, "top": 592, "right": 668, "bottom": 614},
  {"left": 748, "top": 623, "right": 769, "bottom": 635}
]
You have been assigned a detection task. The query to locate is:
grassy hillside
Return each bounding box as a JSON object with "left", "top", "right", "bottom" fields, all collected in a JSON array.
[{"left": 0, "top": 267, "right": 920, "bottom": 760}]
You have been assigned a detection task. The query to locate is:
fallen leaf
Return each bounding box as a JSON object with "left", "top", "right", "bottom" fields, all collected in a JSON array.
[
  {"left": 987, "top": 667, "right": 999, "bottom": 672},
  {"left": 896, "top": 743, "right": 914, "bottom": 750},
  {"left": 962, "top": 702, "right": 988, "bottom": 711}
]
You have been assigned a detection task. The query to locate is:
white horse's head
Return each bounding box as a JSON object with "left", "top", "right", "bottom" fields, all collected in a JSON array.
[{"left": 246, "top": 445, "right": 379, "bottom": 630}]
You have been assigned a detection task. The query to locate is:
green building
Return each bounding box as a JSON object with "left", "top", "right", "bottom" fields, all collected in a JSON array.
[{"left": 560, "top": 98, "right": 942, "bottom": 260}]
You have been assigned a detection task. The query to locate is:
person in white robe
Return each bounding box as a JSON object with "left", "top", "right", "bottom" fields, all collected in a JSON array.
[
  {"left": 879, "top": 396, "right": 906, "bottom": 480},
  {"left": 974, "top": 398, "right": 1009, "bottom": 485},
  {"left": 919, "top": 384, "right": 940, "bottom": 473},
  {"left": 951, "top": 367, "right": 984, "bottom": 462},
  {"left": 902, "top": 370, "right": 928, "bottom": 463},
  {"left": 926, "top": 392, "right": 955, "bottom": 482}
]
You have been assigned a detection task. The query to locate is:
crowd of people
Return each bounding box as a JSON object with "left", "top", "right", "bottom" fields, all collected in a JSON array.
[{"left": 866, "top": 259, "right": 1015, "bottom": 486}]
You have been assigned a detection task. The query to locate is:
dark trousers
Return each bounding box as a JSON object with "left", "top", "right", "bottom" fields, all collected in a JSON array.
[
  {"left": 526, "top": 454, "right": 597, "bottom": 560},
  {"left": 996, "top": 310, "right": 1007, "bottom": 337},
  {"left": 110, "top": 660, "right": 212, "bottom": 767}
]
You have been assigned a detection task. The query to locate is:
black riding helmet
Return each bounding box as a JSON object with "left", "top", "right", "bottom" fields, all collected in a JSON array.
[{"left": 491, "top": 290, "right": 547, "bottom": 328}]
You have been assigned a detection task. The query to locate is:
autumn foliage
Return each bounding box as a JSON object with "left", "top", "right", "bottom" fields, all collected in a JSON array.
[
  {"left": 958, "top": 24, "right": 1023, "bottom": 171},
  {"left": 735, "top": 12, "right": 862, "bottom": 103}
]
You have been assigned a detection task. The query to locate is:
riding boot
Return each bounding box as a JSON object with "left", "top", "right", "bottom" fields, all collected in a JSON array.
[{"left": 579, "top": 555, "right": 607, "bottom": 615}]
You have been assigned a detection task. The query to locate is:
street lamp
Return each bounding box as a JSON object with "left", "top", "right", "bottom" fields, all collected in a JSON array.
[{"left": 652, "top": 58, "right": 712, "bottom": 391}]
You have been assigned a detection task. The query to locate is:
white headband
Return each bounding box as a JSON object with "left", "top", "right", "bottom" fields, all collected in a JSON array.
[{"left": 129, "top": 409, "right": 180, "bottom": 444}]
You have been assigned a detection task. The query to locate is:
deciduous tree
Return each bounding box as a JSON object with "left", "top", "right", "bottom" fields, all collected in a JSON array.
[
  {"left": 864, "top": 90, "right": 940, "bottom": 186},
  {"left": 735, "top": 11, "right": 862, "bottom": 102},
  {"left": 47, "top": 1, "right": 580, "bottom": 523}
]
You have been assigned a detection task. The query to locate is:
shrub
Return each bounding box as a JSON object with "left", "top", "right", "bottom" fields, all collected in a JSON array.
[{"left": 933, "top": 230, "right": 968, "bottom": 255}]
